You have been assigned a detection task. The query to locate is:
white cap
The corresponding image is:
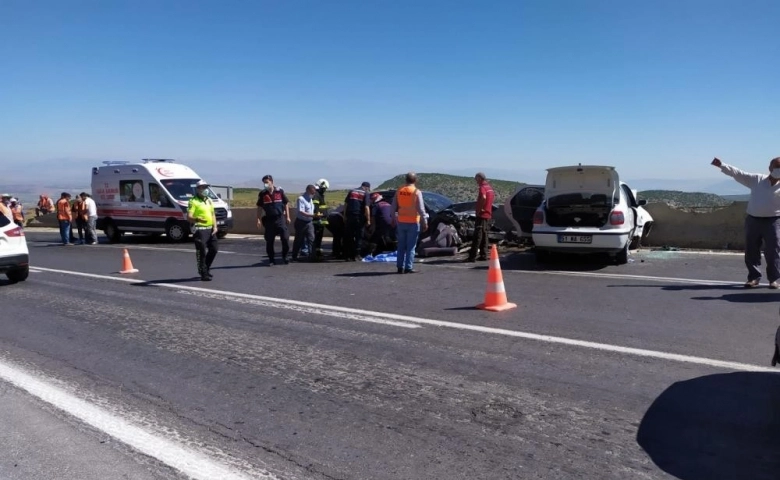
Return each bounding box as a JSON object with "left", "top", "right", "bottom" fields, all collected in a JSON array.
[{"left": 195, "top": 180, "right": 210, "bottom": 187}]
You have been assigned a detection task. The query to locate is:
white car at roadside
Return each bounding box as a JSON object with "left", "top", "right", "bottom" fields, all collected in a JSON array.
[
  {"left": 0, "top": 213, "right": 30, "bottom": 282},
  {"left": 532, "top": 164, "right": 653, "bottom": 264}
]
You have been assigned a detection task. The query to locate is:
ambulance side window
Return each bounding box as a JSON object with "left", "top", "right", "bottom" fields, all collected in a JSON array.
[
  {"left": 149, "top": 183, "right": 173, "bottom": 207},
  {"left": 120, "top": 180, "right": 145, "bottom": 203}
]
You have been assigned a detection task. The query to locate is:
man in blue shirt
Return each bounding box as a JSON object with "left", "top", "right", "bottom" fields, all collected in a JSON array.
[{"left": 292, "top": 185, "right": 317, "bottom": 261}]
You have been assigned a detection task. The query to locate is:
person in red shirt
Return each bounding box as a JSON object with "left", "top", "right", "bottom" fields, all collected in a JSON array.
[{"left": 465, "top": 172, "right": 495, "bottom": 262}]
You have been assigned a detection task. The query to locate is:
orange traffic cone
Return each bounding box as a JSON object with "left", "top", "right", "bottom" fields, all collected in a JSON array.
[
  {"left": 119, "top": 248, "right": 139, "bottom": 274},
  {"left": 476, "top": 245, "right": 517, "bottom": 312}
]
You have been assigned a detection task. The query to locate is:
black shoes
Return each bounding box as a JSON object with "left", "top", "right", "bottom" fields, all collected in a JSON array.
[
  {"left": 477, "top": 256, "right": 488, "bottom": 261},
  {"left": 200, "top": 275, "right": 211, "bottom": 281},
  {"left": 464, "top": 257, "right": 476, "bottom": 263},
  {"left": 397, "top": 268, "right": 404, "bottom": 274},
  {"left": 403, "top": 269, "right": 417, "bottom": 274}
]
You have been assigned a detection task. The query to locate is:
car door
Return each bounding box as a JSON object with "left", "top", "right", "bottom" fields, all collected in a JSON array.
[{"left": 505, "top": 185, "right": 544, "bottom": 236}]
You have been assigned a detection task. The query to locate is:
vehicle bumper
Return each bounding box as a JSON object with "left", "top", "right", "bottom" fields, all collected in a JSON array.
[
  {"left": 0, "top": 253, "right": 29, "bottom": 273},
  {"left": 217, "top": 218, "right": 233, "bottom": 231},
  {"left": 532, "top": 231, "right": 630, "bottom": 253}
]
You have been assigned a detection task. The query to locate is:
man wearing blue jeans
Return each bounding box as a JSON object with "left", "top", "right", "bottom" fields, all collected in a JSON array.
[{"left": 391, "top": 172, "right": 428, "bottom": 273}]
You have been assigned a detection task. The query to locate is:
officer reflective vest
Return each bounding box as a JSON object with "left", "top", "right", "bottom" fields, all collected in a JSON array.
[
  {"left": 312, "top": 192, "right": 329, "bottom": 226},
  {"left": 396, "top": 185, "right": 420, "bottom": 224},
  {"left": 257, "top": 187, "right": 286, "bottom": 219},
  {"left": 56, "top": 198, "right": 72, "bottom": 221}
]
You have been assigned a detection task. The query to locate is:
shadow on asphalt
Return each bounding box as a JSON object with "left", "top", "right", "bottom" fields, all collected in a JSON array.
[
  {"left": 131, "top": 277, "right": 202, "bottom": 286},
  {"left": 637, "top": 372, "right": 780, "bottom": 480},
  {"left": 333, "top": 272, "right": 400, "bottom": 277}
]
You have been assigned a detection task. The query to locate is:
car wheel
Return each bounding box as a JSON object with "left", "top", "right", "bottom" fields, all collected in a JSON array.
[
  {"left": 166, "top": 220, "right": 189, "bottom": 243},
  {"left": 104, "top": 220, "right": 122, "bottom": 243},
  {"left": 615, "top": 241, "right": 630, "bottom": 265},
  {"left": 7, "top": 266, "right": 29, "bottom": 283}
]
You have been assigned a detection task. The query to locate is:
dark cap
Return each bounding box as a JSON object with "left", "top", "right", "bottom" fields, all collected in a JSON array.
[{"left": 361, "top": 181, "right": 371, "bottom": 189}]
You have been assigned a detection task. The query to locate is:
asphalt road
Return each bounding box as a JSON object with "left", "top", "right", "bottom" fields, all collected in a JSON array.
[{"left": 1, "top": 231, "right": 779, "bottom": 480}]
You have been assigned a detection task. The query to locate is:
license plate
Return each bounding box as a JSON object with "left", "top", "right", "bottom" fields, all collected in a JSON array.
[
  {"left": 558, "top": 235, "right": 592, "bottom": 244},
  {"left": 217, "top": 220, "right": 225, "bottom": 225}
]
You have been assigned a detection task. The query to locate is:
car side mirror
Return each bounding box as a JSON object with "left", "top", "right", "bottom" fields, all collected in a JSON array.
[{"left": 638, "top": 199, "right": 647, "bottom": 206}]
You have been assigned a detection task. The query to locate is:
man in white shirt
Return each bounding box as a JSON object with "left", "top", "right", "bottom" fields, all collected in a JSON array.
[
  {"left": 291, "top": 185, "right": 317, "bottom": 261},
  {"left": 80, "top": 192, "right": 98, "bottom": 245},
  {"left": 712, "top": 156, "right": 780, "bottom": 288}
]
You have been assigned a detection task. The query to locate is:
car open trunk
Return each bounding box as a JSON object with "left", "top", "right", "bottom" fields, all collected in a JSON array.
[{"left": 543, "top": 165, "right": 619, "bottom": 228}]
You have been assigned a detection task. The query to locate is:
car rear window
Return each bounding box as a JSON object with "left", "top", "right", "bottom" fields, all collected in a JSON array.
[
  {"left": 547, "top": 193, "right": 617, "bottom": 207},
  {"left": 0, "top": 214, "right": 10, "bottom": 228}
]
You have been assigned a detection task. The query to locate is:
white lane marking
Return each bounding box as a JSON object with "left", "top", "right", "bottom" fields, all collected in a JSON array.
[
  {"left": 30, "top": 266, "right": 774, "bottom": 372},
  {"left": 0, "top": 358, "right": 269, "bottom": 480},
  {"left": 30, "top": 267, "right": 419, "bottom": 329},
  {"left": 176, "top": 290, "right": 420, "bottom": 329}
]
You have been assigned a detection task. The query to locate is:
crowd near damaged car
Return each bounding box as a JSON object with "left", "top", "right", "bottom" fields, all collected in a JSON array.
[{"left": 531, "top": 165, "right": 653, "bottom": 265}]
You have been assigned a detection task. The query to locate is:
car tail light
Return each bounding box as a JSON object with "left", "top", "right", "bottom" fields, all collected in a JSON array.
[
  {"left": 5, "top": 227, "right": 24, "bottom": 237},
  {"left": 533, "top": 211, "right": 544, "bottom": 225},
  {"left": 609, "top": 210, "right": 625, "bottom": 225}
]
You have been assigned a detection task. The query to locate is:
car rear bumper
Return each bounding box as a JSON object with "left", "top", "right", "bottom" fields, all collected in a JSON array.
[
  {"left": 532, "top": 231, "right": 630, "bottom": 253},
  {"left": 0, "top": 253, "right": 29, "bottom": 273}
]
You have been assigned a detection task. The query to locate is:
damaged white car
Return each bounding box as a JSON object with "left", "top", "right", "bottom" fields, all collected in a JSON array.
[{"left": 532, "top": 165, "right": 653, "bottom": 264}]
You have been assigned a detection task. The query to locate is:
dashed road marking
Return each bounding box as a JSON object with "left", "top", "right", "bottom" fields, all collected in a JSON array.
[{"left": 30, "top": 266, "right": 774, "bottom": 373}]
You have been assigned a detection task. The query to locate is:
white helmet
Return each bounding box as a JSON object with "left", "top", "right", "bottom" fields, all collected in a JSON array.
[{"left": 316, "top": 178, "right": 330, "bottom": 189}]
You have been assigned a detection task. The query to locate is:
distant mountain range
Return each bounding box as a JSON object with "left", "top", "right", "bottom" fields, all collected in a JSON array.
[{"left": 3, "top": 169, "right": 752, "bottom": 210}]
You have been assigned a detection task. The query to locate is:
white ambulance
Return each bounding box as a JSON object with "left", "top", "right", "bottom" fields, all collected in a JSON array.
[{"left": 91, "top": 159, "right": 233, "bottom": 242}]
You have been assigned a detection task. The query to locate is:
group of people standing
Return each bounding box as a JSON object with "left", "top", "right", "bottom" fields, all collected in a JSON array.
[
  {"left": 55, "top": 192, "right": 98, "bottom": 245},
  {"left": 238, "top": 171, "right": 493, "bottom": 274}
]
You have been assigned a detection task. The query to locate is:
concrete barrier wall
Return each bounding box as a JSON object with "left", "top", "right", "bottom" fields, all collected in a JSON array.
[{"left": 26, "top": 203, "right": 754, "bottom": 250}]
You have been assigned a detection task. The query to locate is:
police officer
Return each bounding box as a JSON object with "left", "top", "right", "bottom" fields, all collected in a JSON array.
[
  {"left": 326, "top": 205, "right": 345, "bottom": 259},
  {"left": 187, "top": 180, "right": 218, "bottom": 281},
  {"left": 342, "top": 181, "right": 371, "bottom": 261},
  {"left": 256, "top": 174, "right": 291, "bottom": 265},
  {"left": 311, "top": 178, "right": 330, "bottom": 260}
]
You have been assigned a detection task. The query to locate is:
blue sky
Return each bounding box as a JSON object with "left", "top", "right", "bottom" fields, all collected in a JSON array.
[{"left": 1, "top": 0, "right": 778, "bottom": 192}]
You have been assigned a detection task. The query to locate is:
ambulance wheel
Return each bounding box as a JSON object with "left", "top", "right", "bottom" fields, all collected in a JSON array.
[
  {"left": 216, "top": 231, "right": 228, "bottom": 239},
  {"left": 104, "top": 221, "right": 122, "bottom": 243},
  {"left": 166, "top": 220, "right": 189, "bottom": 242}
]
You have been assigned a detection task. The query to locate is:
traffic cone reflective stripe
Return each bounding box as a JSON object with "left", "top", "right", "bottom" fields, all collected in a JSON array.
[
  {"left": 476, "top": 245, "right": 517, "bottom": 312},
  {"left": 119, "top": 248, "right": 139, "bottom": 274}
]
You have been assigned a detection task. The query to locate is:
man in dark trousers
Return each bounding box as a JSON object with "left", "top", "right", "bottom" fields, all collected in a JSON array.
[
  {"left": 311, "top": 178, "right": 330, "bottom": 260},
  {"left": 465, "top": 172, "right": 495, "bottom": 262},
  {"left": 326, "top": 205, "right": 345, "bottom": 259},
  {"left": 342, "top": 181, "right": 372, "bottom": 261},
  {"left": 187, "top": 180, "right": 218, "bottom": 281},
  {"left": 256, "top": 174, "right": 291, "bottom": 265},
  {"left": 368, "top": 192, "right": 396, "bottom": 256}
]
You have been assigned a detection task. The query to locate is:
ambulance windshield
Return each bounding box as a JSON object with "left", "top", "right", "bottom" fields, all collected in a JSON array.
[{"left": 160, "top": 179, "right": 218, "bottom": 202}]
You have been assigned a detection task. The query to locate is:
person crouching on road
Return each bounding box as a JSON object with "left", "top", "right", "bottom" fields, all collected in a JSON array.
[
  {"left": 391, "top": 172, "right": 428, "bottom": 274},
  {"left": 292, "top": 185, "right": 318, "bottom": 261},
  {"left": 465, "top": 172, "right": 495, "bottom": 262},
  {"left": 369, "top": 192, "right": 396, "bottom": 256},
  {"left": 256, "top": 174, "right": 291, "bottom": 265},
  {"left": 342, "top": 181, "right": 372, "bottom": 261},
  {"left": 712, "top": 156, "right": 780, "bottom": 288},
  {"left": 188, "top": 180, "right": 218, "bottom": 281},
  {"left": 326, "top": 205, "right": 345, "bottom": 259}
]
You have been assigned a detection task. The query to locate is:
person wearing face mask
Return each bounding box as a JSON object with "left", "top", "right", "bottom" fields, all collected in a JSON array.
[
  {"left": 291, "top": 185, "right": 317, "bottom": 261},
  {"left": 712, "top": 156, "right": 780, "bottom": 288},
  {"left": 256, "top": 174, "right": 291, "bottom": 265},
  {"left": 187, "top": 180, "right": 218, "bottom": 281}
]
